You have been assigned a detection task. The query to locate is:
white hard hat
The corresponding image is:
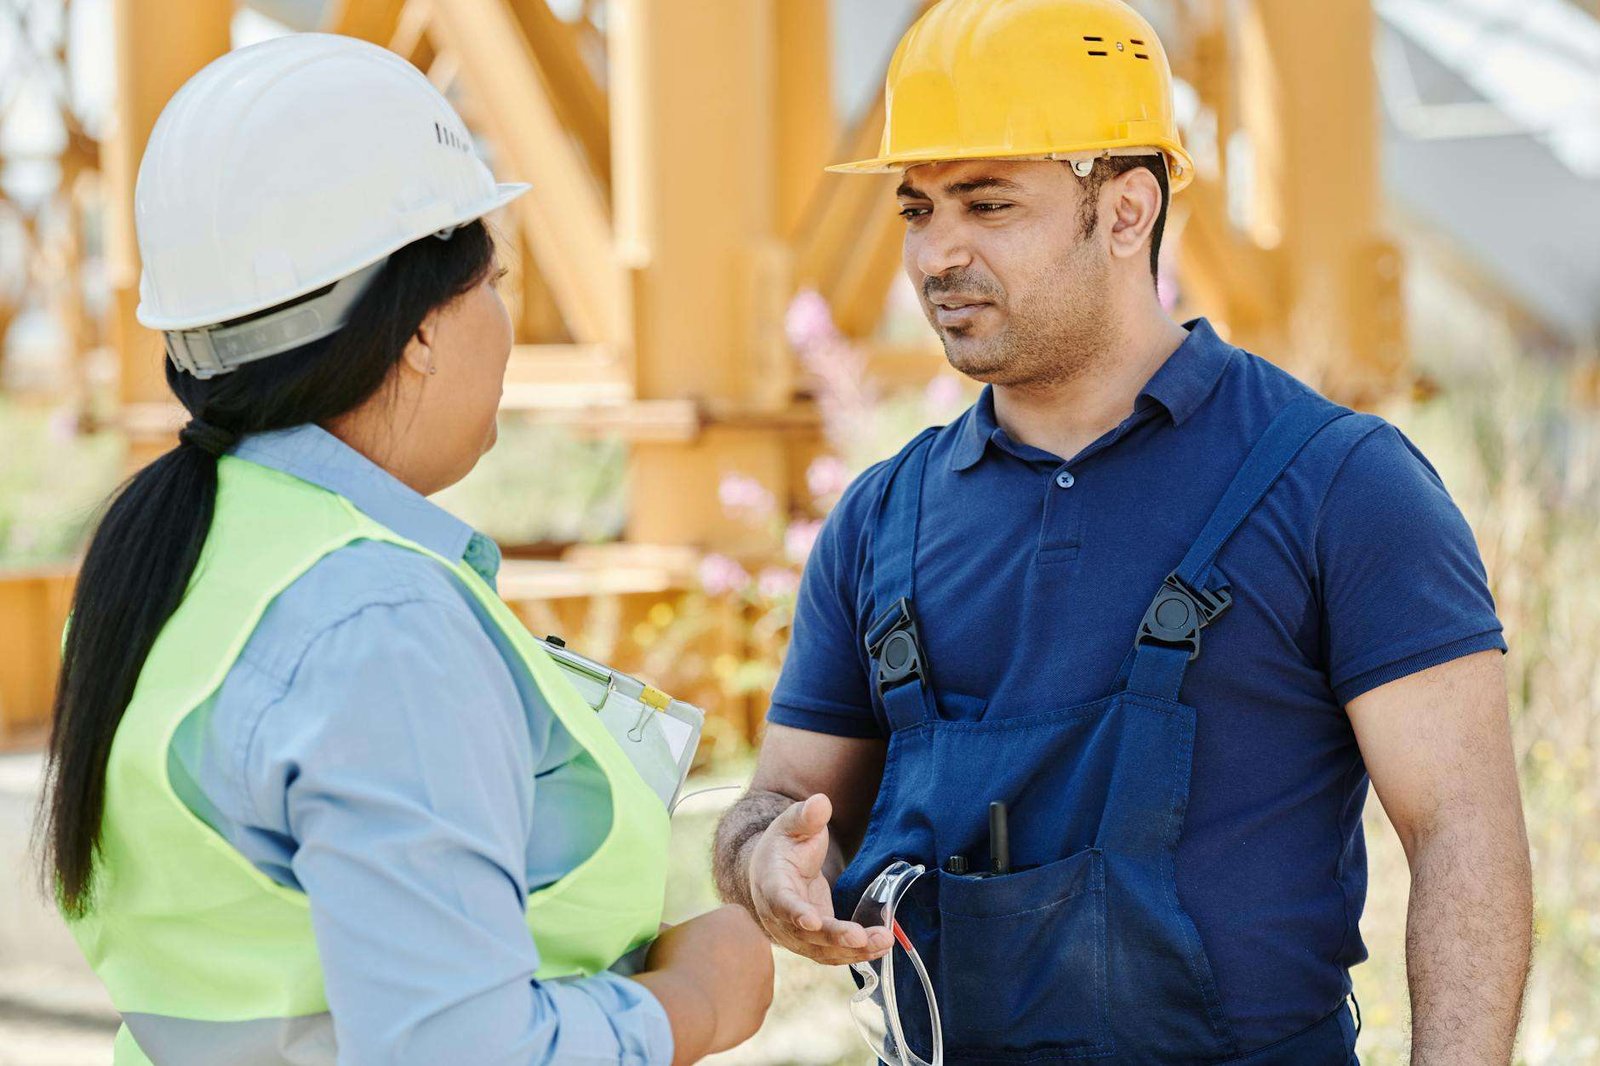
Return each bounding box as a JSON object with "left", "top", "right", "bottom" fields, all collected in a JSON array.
[{"left": 135, "top": 32, "right": 529, "bottom": 378}]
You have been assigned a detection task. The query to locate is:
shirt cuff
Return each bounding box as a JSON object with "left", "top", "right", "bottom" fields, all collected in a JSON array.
[
  {"left": 1332, "top": 629, "right": 1508, "bottom": 706},
  {"left": 545, "top": 972, "right": 674, "bottom": 1065},
  {"left": 766, "top": 700, "right": 885, "bottom": 739}
]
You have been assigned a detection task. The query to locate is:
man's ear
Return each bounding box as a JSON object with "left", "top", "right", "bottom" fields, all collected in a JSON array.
[{"left": 1107, "top": 168, "right": 1162, "bottom": 264}]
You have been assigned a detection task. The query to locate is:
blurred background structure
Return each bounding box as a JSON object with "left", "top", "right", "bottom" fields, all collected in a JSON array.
[{"left": 0, "top": 0, "right": 1597, "bottom": 1062}]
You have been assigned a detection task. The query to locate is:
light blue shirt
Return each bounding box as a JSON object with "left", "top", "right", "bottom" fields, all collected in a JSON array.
[{"left": 167, "top": 424, "right": 672, "bottom": 1066}]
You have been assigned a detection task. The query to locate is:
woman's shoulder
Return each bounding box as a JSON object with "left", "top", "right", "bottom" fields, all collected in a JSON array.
[{"left": 234, "top": 538, "right": 484, "bottom": 686}]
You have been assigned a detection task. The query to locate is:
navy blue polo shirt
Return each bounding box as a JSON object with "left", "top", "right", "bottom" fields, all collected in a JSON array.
[{"left": 769, "top": 318, "right": 1505, "bottom": 1050}]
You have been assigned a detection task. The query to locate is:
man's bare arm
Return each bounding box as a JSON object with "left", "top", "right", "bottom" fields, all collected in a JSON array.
[
  {"left": 1347, "top": 649, "right": 1532, "bottom": 1065},
  {"left": 712, "top": 723, "right": 888, "bottom": 964}
]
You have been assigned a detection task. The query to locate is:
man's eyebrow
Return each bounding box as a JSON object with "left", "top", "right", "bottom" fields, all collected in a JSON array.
[
  {"left": 945, "top": 176, "right": 1025, "bottom": 196},
  {"left": 896, "top": 176, "right": 1027, "bottom": 199}
]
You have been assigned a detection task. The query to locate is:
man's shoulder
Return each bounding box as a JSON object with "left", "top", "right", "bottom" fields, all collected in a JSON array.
[
  {"left": 1214, "top": 347, "right": 1462, "bottom": 536},
  {"left": 1213, "top": 346, "right": 1392, "bottom": 466}
]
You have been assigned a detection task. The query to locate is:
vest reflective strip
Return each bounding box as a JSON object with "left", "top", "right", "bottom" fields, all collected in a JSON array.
[{"left": 122, "top": 1012, "right": 335, "bottom": 1065}]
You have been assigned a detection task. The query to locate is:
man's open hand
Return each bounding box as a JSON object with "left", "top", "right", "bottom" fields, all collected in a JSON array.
[{"left": 745, "top": 794, "right": 894, "bottom": 965}]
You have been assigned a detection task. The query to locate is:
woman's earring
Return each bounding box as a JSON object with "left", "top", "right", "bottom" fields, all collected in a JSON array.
[{"left": 428, "top": 364, "right": 438, "bottom": 375}]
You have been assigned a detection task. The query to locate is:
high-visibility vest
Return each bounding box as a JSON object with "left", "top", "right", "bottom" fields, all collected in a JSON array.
[{"left": 66, "top": 455, "right": 671, "bottom": 1065}]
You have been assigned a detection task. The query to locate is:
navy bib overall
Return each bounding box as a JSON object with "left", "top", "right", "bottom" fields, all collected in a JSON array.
[{"left": 834, "top": 398, "right": 1365, "bottom": 1064}]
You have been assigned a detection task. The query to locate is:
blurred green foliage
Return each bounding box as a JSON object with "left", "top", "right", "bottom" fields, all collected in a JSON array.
[
  {"left": 0, "top": 410, "right": 627, "bottom": 567},
  {"left": 432, "top": 416, "right": 628, "bottom": 547},
  {"left": 0, "top": 402, "right": 119, "bottom": 568}
]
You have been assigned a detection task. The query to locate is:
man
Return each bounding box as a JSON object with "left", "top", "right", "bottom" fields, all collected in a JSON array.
[{"left": 712, "top": 1, "right": 1532, "bottom": 1063}]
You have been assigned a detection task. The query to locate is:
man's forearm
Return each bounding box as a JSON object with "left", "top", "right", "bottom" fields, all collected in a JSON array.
[
  {"left": 1405, "top": 819, "right": 1533, "bottom": 1064},
  {"left": 713, "top": 789, "right": 792, "bottom": 912}
]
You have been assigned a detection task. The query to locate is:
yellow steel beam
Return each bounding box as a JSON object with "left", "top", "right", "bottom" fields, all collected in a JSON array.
[
  {"left": 1172, "top": 177, "right": 1281, "bottom": 342},
  {"left": 427, "top": 0, "right": 626, "bottom": 349},
  {"left": 775, "top": 0, "right": 836, "bottom": 239},
  {"left": 326, "top": 0, "right": 409, "bottom": 43},
  {"left": 792, "top": 95, "right": 890, "bottom": 302},
  {"left": 0, "top": 568, "right": 75, "bottom": 743},
  {"left": 827, "top": 182, "right": 906, "bottom": 338},
  {"left": 108, "top": 0, "right": 232, "bottom": 463},
  {"left": 610, "top": 0, "right": 817, "bottom": 553},
  {"left": 506, "top": 0, "right": 611, "bottom": 194},
  {"left": 1236, "top": 0, "right": 1404, "bottom": 399},
  {"left": 609, "top": 0, "right": 780, "bottom": 402},
  {"left": 789, "top": 89, "right": 904, "bottom": 339},
  {"left": 500, "top": 343, "right": 631, "bottom": 409},
  {"left": 506, "top": 223, "right": 570, "bottom": 342},
  {"left": 387, "top": 0, "right": 438, "bottom": 69}
]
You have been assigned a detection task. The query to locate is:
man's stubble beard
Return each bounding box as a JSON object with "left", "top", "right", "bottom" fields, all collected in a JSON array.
[{"left": 937, "top": 239, "right": 1112, "bottom": 391}]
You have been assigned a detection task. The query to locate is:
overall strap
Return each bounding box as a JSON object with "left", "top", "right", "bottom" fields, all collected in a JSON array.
[
  {"left": 1125, "top": 397, "right": 1356, "bottom": 701},
  {"left": 863, "top": 427, "right": 942, "bottom": 731}
]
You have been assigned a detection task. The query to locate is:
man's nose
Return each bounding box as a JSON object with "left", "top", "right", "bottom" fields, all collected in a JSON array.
[{"left": 912, "top": 212, "right": 974, "bottom": 279}]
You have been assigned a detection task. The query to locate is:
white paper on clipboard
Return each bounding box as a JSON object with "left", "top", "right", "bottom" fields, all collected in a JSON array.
[{"left": 536, "top": 636, "right": 704, "bottom": 811}]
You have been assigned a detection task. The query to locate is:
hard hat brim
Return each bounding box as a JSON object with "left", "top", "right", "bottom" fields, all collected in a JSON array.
[
  {"left": 828, "top": 145, "right": 1195, "bottom": 194},
  {"left": 138, "top": 182, "right": 532, "bottom": 332}
]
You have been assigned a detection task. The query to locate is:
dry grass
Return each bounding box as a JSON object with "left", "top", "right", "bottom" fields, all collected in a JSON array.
[{"left": 1353, "top": 335, "right": 1600, "bottom": 1063}]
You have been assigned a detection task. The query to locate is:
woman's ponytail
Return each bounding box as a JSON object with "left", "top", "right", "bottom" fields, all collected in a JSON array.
[{"left": 44, "top": 440, "right": 226, "bottom": 916}]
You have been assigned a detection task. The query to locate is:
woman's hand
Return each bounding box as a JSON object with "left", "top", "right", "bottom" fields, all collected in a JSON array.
[{"left": 632, "top": 905, "right": 775, "bottom": 1064}]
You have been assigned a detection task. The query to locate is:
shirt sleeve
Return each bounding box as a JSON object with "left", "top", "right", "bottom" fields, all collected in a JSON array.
[
  {"left": 246, "top": 596, "right": 673, "bottom": 1066},
  {"left": 767, "top": 471, "right": 884, "bottom": 738},
  {"left": 1314, "top": 422, "right": 1507, "bottom": 705}
]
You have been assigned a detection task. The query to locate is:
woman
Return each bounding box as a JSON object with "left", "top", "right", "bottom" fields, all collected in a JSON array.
[{"left": 39, "top": 32, "right": 772, "bottom": 1066}]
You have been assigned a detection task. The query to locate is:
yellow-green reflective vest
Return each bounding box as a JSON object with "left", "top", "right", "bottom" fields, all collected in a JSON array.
[{"left": 66, "top": 455, "right": 671, "bottom": 1065}]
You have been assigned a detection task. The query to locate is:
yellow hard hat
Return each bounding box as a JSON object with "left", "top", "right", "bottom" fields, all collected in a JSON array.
[{"left": 829, "top": 0, "right": 1195, "bottom": 193}]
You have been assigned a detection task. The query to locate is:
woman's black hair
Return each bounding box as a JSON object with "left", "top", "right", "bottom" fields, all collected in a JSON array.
[{"left": 40, "top": 220, "right": 497, "bottom": 917}]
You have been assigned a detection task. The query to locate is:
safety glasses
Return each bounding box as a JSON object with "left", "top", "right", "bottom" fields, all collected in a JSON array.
[{"left": 848, "top": 861, "right": 943, "bottom": 1066}]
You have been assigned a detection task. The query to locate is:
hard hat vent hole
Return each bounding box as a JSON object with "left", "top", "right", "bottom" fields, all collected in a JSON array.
[
  {"left": 1082, "top": 35, "right": 1103, "bottom": 41},
  {"left": 1087, "top": 50, "right": 1108, "bottom": 56},
  {"left": 1130, "top": 38, "right": 1145, "bottom": 45},
  {"left": 1135, "top": 53, "right": 1150, "bottom": 59}
]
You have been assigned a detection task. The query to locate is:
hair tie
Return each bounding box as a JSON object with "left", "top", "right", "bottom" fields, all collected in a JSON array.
[{"left": 178, "top": 418, "right": 240, "bottom": 458}]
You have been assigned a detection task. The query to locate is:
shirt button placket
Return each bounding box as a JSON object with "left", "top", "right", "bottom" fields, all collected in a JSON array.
[{"left": 1055, "top": 470, "right": 1076, "bottom": 489}]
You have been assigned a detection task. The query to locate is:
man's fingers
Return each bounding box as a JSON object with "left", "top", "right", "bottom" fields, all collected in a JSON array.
[
  {"left": 794, "top": 943, "right": 891, "bottom": 967},
  {"left": 761, "top": 885, "right": 882, "bottom": 948},
  {"left": 814, "top": 916, "right": 879, "bottom": 950},
  {"left": 777, "top": 928, "right": 894, "bottom": 966},
  {"left": 783, "top": 916, "right": 893, "bottom": 955},
  {"left": 773, "top": 793, "right": 832, "bottom": 841}
]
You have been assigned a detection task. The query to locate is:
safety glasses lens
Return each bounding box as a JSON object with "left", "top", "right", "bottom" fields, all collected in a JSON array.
[{"left": 847, "top": 861, "right": 941, "bottom": 1066}]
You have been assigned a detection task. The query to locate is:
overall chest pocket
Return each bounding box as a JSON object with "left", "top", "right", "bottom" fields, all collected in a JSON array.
[{"left": 935, "top": 847, "right": 1113, "bottom": 1060}]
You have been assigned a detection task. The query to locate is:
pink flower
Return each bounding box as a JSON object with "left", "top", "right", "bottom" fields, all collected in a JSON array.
[
  {"left": 807, "top": 456, "right": 849, "bottom": 500},
  {"left": 785, "top": 289, "right": 840, "bottom": 353},
  {"left": 718, "top": 474, "right": 776, "bottom": 522},
  {"left": 757, "top": 567, "right": 800, "bottom": 600},
  {"left": 699, "top": 553, "right": 751, "bottom": 596},
  {"left": 1157, "top": 248, "right": 1180, "bottom": 313},
  {"left": 924, "top": 375, "right": 964, "bottom": 416},
  {"left": 785, "top": 519, "right": 822, "bottom": 564},
  {"left": 48, "top": 405, "right": 80, "bottom": 442}
]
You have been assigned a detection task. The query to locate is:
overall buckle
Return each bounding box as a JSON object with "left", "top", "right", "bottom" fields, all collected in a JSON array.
[
  {"left": 1136, "top": 574, "right": 1232, "bottom": 661},
  {"left": 865, "top": 597, "right": 928, "bottom": 694}
]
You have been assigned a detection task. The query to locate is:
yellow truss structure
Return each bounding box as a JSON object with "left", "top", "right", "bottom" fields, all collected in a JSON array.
[
  {"left": 0, "top": 0, "right": 1413, "bottom": 743},
  {"left": 105, "top": 0, "right": 1405, "bottom": 508}
]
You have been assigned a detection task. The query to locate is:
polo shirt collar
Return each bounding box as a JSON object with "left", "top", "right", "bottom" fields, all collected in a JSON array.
[
  {"left": 949, "top": 317, "right": 1234, "bottom": 473},
  {"left": 230, "top": 423, "right": 492, "bottom": 575},
  {"left": 1137, "top": 317, "right": 1234, "bottom": 428}
]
